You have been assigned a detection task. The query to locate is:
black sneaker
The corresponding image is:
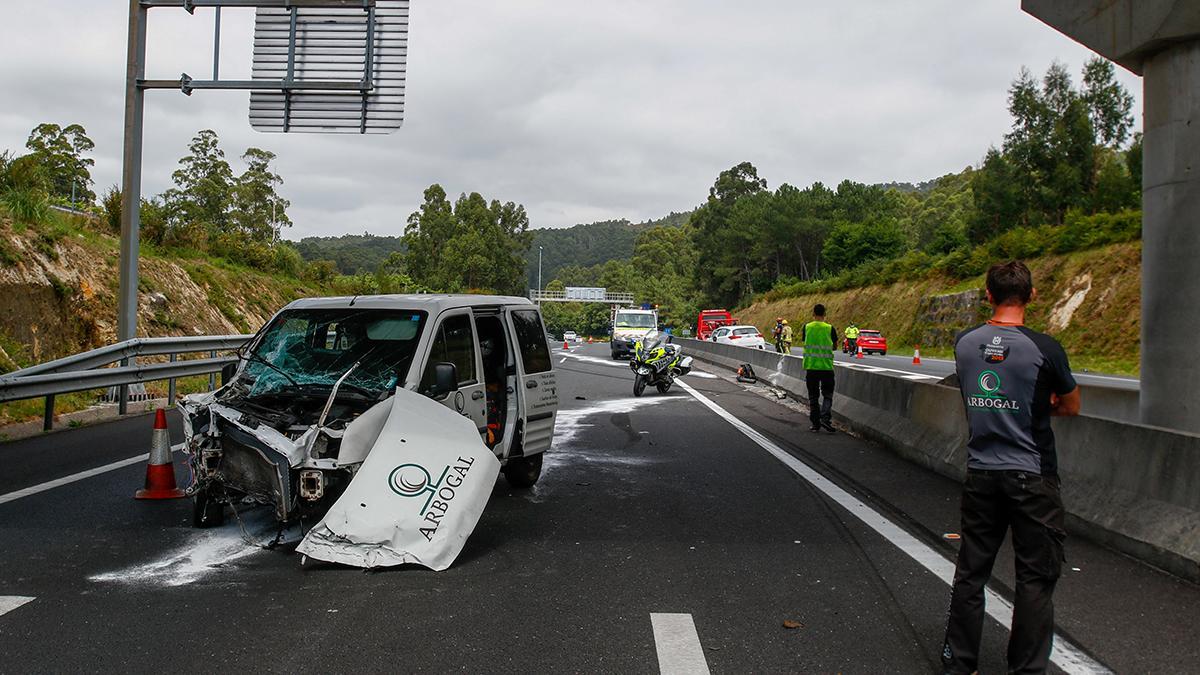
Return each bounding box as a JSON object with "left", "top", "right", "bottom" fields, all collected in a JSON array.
[
  {"left": 809, "top": 425, "right": 820, "bottom": 433},
  {"left": 821, "top": 422, "right": 836, "bottom": 433}
]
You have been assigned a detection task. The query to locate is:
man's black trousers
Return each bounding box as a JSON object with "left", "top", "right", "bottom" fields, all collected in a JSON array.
[
  {"left": 942, "top": 469, "right": 1066, "bottom": 674},
  {"left": 805, "top": 370, "right": 834, "bottom": 427}
]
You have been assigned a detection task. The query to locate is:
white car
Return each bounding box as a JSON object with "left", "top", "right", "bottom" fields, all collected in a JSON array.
[
  {"left": 711, "top": 325, "right": 767, "bottom": 349},
  {"left": 563, "top": 331, "right": 580, "bottom": 342}
]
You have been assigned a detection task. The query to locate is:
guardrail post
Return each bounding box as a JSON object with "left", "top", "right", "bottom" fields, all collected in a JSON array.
[
  {"left": 208, "top": 350, "right": 217, "bottom": 391},
  {"left": 168, "top": 353, "right": 177, "bottom": 405},
  {"left": 43, "top": 395, "right": 54, "bottom": 431},
  {"left": 118, "top": 357, "right": 129, "bottom": 415}
]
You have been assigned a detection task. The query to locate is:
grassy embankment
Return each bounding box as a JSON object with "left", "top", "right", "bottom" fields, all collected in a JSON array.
[
  {"left": 737, "top": 241, "right": 1141, "bottom": 375},
  {"left": 0, "top": 206, "right": 323, "bottom": 426}
]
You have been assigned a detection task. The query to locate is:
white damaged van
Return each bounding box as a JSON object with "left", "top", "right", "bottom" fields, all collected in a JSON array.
[{"left": 179, "top": 295, "right": 558, "bottom": 569}]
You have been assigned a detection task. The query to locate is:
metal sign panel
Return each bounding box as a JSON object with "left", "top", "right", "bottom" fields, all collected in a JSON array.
[
  {"left": 249, "top": 0, "right": 408, "bottom": 133},
  {"left": 565, "top": 287, "right": 607, "bottom": 301}
]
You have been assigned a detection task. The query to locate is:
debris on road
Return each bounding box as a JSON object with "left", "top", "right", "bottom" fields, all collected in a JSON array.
[
  {"left": 296, "top": 388, "right": 500, "bottom": 570},
  {"left": 782, "top": 620, "right": 804, "bottom": 629},
  {"left": 943, "top": 533, "right": 961, "bottom": 541}
]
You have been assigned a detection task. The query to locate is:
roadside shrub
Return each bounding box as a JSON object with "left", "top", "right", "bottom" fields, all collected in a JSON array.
[
  {"left": 101, "top": 185, "right": 121, "bottom": 234},
  {"left": 302, "top": 259, "right": 339, "bottom": 284},
  {"left": 272, "top": 243, "right": 304, "bottom": 277}
]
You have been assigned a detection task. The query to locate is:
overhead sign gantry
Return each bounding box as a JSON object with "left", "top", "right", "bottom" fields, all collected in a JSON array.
[{"left": 115, "top": 0, "right": 408, "bottom": 409}]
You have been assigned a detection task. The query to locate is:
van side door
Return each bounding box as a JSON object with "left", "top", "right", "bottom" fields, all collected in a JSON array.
[
  {"left": 506, "top": 307, "right": 557, "bottom": 456},
  {"left": 419, "top": 309, "right": 488, "bottom": 436}
]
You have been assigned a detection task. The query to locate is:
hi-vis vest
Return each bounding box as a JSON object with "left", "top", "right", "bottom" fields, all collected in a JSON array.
[
  {"left": 803, "top": 321, "right": 835, "bottom": 371},
  {"left": 845, "top": 326, "right": 860, "bottom": 340}
]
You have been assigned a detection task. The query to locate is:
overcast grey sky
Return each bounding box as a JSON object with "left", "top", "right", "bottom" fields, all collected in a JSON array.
[{"left": 0, "top": 1, "right": 1142, "bottom": 240}]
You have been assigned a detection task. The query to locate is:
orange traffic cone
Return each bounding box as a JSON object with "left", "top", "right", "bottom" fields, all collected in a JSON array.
[
  {"left": 562, "top": 340, "right": 570, "bottom": 350},
  {"left": 912, "top": 345, "right": 922, "bottom": 365},
  {"left": 135, "top": 409, "right": 185, "bottom": 499},
  {"left": 855, "top": 344, "right": 864, "bottom": 359}
]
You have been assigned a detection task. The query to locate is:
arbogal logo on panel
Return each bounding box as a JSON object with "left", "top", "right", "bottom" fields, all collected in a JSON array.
[{"left": 387, "top": 456, "right": 478, "bottom": 541}]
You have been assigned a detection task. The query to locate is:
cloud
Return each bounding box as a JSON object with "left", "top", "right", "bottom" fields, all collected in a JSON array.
[{"left": 0, "top": 1, "right": 1143, "bottom": 239}]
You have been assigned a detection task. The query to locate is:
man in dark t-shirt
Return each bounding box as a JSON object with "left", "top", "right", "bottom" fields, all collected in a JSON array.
[{"left": 941, "top": 261, "right": 1081, "bottom": 675}]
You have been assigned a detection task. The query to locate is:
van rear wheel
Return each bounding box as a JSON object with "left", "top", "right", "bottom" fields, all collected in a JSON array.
[{"left": 504, "top": 453, "right": 543, "bottom": 488}]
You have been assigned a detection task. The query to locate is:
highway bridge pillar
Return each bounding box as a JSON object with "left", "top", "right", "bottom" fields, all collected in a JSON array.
[{"left": 1023, "top": 1, "right": 1200, "bottom": 432}]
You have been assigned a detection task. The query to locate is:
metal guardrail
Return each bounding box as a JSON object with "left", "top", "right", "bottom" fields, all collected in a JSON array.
[{"left": 0, "top": 334, "right": 253, "bottom": 431}]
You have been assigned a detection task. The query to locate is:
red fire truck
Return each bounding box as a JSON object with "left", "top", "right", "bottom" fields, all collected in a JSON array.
[{"left": 696, "top": 309, "right": 738, "bottom": 341}]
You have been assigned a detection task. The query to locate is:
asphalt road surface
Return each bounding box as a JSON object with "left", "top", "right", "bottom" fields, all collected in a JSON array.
[{"left": 0, "top": 343, "right": 1192, "bottom": 673}]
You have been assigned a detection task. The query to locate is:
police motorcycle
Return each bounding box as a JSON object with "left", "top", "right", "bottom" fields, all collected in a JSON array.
[{"left": 630, "top": 331, "right": 693, "bottom": 397}]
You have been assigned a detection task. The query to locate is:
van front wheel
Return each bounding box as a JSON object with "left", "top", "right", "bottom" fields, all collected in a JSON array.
[{"left": 504, "top": 453, "right": 543, "bottom": 488}]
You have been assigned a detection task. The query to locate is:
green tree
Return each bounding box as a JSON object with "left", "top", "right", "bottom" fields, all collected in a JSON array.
[
  {"left": 165, "top": 129, "right": 234, "bottom": 230},
  {"left": 24, "top": 123, "right": 95, "bottom": 203},
  {"left": 403, "top": 185, "right": 531, "bottom": 294},
  {"left": 1081, "top": 56, "right": 1135, "bottom": 148},
  {"left": 691, "top": 162, "right": 768, "bottom": 306},
  {"left": 821, "top": 219, "right": 906, "bottom": 273},
  {"left": 230, "top": 147, "right": 290, "bottom": 243}
]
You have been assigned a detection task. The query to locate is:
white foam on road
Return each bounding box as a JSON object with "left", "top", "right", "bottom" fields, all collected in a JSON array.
[
  {"left": 651, "top": 613, "right": 711, "bottom": 675},
  {"left": 674, "top": 379, "right": 1110, "bottom": 675},
  {"left": 0, "top": 596, "right": 35, "bottom": 617},
  {"left": 552, "top": 396, "right": 677, "bottom": 451},
  {"left": 89, "top": 511, "right": 300, "bottom": 587}
]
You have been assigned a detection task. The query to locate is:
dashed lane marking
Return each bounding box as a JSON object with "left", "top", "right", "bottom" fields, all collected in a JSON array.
[
  {"left": 0, "top": 596, "right": 35, "bottom": 617},
  {"left": 651, "top": 613, "right": 711, "bottom": 675},
  {"left": 674, "top": 379, "right": 1110, "bottom": 675},
  {"left": 0, "top": 444, "right": 183, "bottom": 506}
]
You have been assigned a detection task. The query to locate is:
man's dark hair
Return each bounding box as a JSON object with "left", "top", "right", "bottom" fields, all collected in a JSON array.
[
  {"left": 813, "top": 304, "right": 826, "bottom": 317},
  {"left": 986, "top": 261, "right": 1034, "bottom": 306}
]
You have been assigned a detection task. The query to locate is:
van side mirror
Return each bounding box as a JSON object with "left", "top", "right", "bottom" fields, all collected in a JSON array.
[
  {"left": 219, "top": 362, "right": 238, "bottom": 386},
  {"left": 427, "top": 362, "right": 458, "bottom": 399}
]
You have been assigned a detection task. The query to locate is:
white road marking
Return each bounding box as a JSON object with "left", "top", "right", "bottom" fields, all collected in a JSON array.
[
  {"left": 0, "top": 444, "right": 185, "bottom": 506},
  {"left": 674, "top": 379, "right": 1110, "bottom": 675},
  {"left": 560, "top": 352, "right": 631, "bottom": 369},
  {"left": 651, "top": 613, "right": 711, "bottom": 675},
  {"left": 0, "top": 454, "right": 147, "bottom": 505},
  {"left": 836, "top": 361, "right": 940, "bottom": 380},
  {"left": 0, "top": 596, "right": 35, "bottom": 617}
]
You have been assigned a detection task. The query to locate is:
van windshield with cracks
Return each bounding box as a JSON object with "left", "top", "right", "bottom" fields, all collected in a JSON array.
[{"left": 240, "top": 308, "right": 428, "bottom": 399}]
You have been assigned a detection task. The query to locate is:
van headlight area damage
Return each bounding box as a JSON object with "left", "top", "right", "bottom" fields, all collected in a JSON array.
[{"left": 180, "top": 385, "right": 500, "bottom": 572}]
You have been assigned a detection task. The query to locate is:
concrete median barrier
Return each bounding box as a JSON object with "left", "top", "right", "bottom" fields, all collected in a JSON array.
[{"left": 676, "top": 337, "right": 1200, "bottom": 582}]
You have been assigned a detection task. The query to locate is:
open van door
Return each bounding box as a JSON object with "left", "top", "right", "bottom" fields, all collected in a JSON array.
[
  {"left": 506, "top": 307, "right": 557, "bottom": 458},
  {"left": 419, "top": 309, "right": 488, "bottom": 436}
]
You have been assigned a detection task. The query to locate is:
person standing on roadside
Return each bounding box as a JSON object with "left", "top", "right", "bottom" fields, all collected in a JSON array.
[
  {"left": 772, "top": 317, "right": 785, "bottom": 352},
  {"left": 780, "top": 319, "right": 794, "bottom": 353},
  {"left": 942, "top": 261, "right": 1081, "bottom": 675},
  {"left": 845, "top": 323, "right": 860, "bottom": 354},
  {"left": 801, "top": 304, "right": 837, "bottom": 433}
]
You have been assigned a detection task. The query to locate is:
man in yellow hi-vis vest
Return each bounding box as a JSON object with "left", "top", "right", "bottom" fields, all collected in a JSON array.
[{"left": 802, "top": 304, "right": 838, "bottom": 433}]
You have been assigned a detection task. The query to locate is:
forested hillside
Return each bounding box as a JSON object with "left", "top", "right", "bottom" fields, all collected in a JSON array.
[
  {"left": 524, "top": 211, "right": 690, "bottom": 289},
  {"left": 294, "top": 233, "right": 405, "bottom": 274}
]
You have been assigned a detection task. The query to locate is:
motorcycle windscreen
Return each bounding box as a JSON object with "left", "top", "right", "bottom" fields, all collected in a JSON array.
[{"left": 296, "top": 387, "right": 501, "bottom": 570}]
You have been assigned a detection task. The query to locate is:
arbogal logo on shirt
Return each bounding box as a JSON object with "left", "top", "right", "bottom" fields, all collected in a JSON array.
[
  {"left": 387, "top": 456, "right": 478, "bottom": 541},
  {"left": 967, "top": 370, "right": 1020, "bottom": 413}
]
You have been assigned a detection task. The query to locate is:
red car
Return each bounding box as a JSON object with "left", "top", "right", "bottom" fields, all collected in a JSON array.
[{"left": 845, "top": 329, "right": 888, "bottom": 356}]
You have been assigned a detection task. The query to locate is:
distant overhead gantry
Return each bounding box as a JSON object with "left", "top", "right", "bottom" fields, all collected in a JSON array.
[{"left": 530, "top": 287, "right": 635, "bottom": 305}]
